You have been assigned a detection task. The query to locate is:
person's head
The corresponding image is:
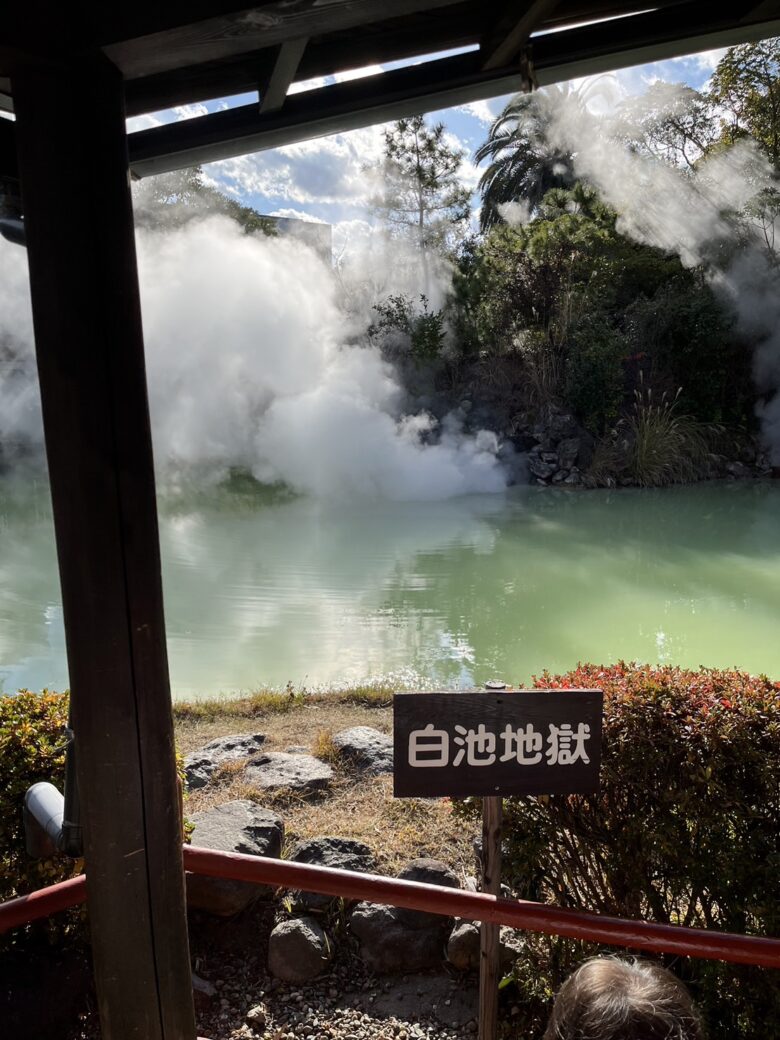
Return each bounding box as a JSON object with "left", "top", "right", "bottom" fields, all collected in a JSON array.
[{"left": 544, "top": 957, "right": 703, "bottom": 1040}]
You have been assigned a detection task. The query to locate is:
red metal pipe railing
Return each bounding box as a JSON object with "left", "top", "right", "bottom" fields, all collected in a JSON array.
[
  {"left": 0, "top": 873, "right": 87, "bottom": 932},
  {"left": 2, "top": 846, "right": 779, "bottom": 971},
  {"left": 182, "top": 846, "right": 780, "bottom": 969}
]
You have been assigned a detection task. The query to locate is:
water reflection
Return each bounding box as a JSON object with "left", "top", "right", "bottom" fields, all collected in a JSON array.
[{"left": 1, "top": 478, "right": 779, "bottom": 695}]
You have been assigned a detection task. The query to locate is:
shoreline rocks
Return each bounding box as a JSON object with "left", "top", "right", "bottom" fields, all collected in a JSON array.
[
  {"left": 331, "top": 726, "right": 393, "bottom": 775},
  {"left": 184, "top": 732, "right": 266, "bottom": 789},
  {"left": 187, "top": 800, "right": 283, "bottom": 915}
]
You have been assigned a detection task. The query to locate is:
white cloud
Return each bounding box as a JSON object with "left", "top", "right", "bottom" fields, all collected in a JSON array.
[
  {"left": 207, "top": 124, "right": 387, "bottom": 208},
  {"left": 270, "top": 207, "right": 327, "bottom": 223},
  {"left": 694, "top": 48, "right": 728, "bottom": 71},
  {"left": 126, "top": 112, "right": 163, "bottom": 132},
  {"left": 174, "top": 103, "right": 210, "bottom": 121},
  {"left": 456, "top": 99, "right": 499, "bottom": 126}
]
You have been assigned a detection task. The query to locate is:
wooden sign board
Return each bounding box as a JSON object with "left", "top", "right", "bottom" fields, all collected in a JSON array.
[{"left": 393, "top": 690, "right": 602, "bottom": 798}]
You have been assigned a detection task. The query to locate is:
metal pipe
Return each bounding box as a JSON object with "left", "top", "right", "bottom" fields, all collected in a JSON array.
[
  {"left": 3, "top": 848, "right": 780, "bottom": 971},
  {"left": 181, "top": 847, "right": 780, "bottom": 970},
  {"left": 23, "top": 782, "right": 65, "bottom": 858},
  {"left": 0, "top": 874, "right": 87, "bottom": 933}
]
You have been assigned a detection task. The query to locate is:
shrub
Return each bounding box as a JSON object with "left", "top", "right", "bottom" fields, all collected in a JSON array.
[
  {"left": 564, "top": 317, "right": 627, "bottom": 433},
  {"left": 629, "top": 385, "right": 714, "bottom": 486},
  {"left": 368, "top": 293, "right": 446, "bottom": 362},
  {"left": 0, "top": 689, "right": 82, "bottom": 950},
  {"left": 455, "top": 663, "right": 780, "bottom": 1039}
]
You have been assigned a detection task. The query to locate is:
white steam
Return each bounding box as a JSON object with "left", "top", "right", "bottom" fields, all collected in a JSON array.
[
  {"left": 0, "top": 217, "right": 507, "bottom": 499},
  {"left": 547, "top": 85, "right": 780, "bottom": 460}
]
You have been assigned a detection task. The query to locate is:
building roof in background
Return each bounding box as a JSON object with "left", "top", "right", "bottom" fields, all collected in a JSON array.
[{"left": 2, "top": 1, "right": 780, "bottom": 178}]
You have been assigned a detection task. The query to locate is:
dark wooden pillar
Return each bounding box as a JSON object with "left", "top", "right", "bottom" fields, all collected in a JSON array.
[{"left": 12, "top": 54, "right": 195, "bottom": 1040}]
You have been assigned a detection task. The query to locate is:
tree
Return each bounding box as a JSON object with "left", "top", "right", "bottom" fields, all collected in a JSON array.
[
  {"left": 133, "top": 165, "right": 277, "bottom": 235},
  {"left": 371, "top": 116, "right": 471, "bottom": 261},
  {"left": 475, "top": 85, "right": 584, "bottom": 232},
  {"left": 615, "top": 82, "right": 717, "bottom": 170},
  {"left": 709, "top": 39, "right": 780, "bottom": 168}
]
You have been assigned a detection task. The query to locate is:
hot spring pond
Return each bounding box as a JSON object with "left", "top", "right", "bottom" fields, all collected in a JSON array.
[{"left": 2, "top": 478, "right": 779, "bottom": 696}]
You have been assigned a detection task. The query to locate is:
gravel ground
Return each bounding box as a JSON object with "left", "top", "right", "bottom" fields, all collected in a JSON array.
[{"left": 188, "top": 905, "right": 482, "bottom": 1040}]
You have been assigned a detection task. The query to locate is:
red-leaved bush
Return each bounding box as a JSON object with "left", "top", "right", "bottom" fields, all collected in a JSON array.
[{"left": 457, "top": 663, "right": 780, "bottom": 1038}]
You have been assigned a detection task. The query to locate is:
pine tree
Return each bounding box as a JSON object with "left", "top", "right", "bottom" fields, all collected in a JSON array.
[{"left": 372, "top": 116, "right": 471, "bottom": 260}]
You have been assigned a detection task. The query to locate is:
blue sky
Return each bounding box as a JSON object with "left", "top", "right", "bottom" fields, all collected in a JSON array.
[{"left": 127, "top": 45, "right": 726, "bottom": 250}]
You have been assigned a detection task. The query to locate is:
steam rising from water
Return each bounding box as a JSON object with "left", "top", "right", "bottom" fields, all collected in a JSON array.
[
  {"left": 547, "top": 87, "right": 780, "bottom": 460},
  {"left": 0, "top": 218, "right": 507, "bottom": 499}
]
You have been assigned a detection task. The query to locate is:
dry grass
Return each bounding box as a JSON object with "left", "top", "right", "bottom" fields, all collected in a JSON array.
[
  {"left": 173, "top": 682, "right": 395, "bottom": 724},
  {"left": 179, "top": 689, "right": 478, "bottom": 880},
  {"left": 175, "top": 697, "right": 392, "bottom": 756}
]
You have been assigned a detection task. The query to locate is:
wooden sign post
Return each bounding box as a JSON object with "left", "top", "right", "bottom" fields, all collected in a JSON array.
[
  {"left": 479, "top": 681, "right": 507, "bottom": 1040},
  {"left": 393, "top": 686, "right": 603, "bottom": 1040}
]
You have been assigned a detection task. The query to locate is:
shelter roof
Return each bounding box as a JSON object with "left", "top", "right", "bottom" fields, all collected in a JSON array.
[{"left": 2, "top": 2, "right": 780, "bottom": 177}]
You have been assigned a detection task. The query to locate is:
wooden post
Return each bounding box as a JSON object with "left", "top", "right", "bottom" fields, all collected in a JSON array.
[
  {"left": 479, "top": 680, "right": 505, "bottom": 1040},
  {"left": 12, "top": 54, "right": 195, "bottom": 1040}
]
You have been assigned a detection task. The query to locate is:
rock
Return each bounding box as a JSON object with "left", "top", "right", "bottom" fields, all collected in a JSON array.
[
  {"left": 285, "top": 745, "right": 309, "bottom": 754},
  {"left": 186, "top": 800, "right": 283, "bottom": 915},
  {"left": 289, "top": 837, "right": 376, "bottom": 910},
  {"left": 268, "top": 917, "right": 331, "bottom": 983},
  {"left": 557, "top": 437, "right": 580, "bottom": 470},
  {"left": 552, "top": 469, "right": 567, "bottom": 484},
  {"left": 540, "top": 452, "right": 558, "bottom": 464},
  {"left": 350, "top": 858, "right": 460, "bottom": 972},
  {"left": 564, "top": 470, "right": 582, "bottom": 486},
  {"left": 244, "top": 752, "right": 333, "bottom": 796},
  {"left": 547, "top": 409, "right": 579, "bottom": 441},
  {"left": 331, "top": 726, "right": 393, "bottom": 775},
  {"left": 184, "top": 732, "right": 266, "bottom": 789},
  {"left": 528, "top": 456, "right": 556, "bottom": 480},
  {"left": 726, "top": 460, "right": 752, "bottom": 479},
  {"left": 246, "top": 1003, "right": 268, "bottom": 1028},
  {"left": 349, "top": 903, "right": 448, "bottom": 974},
  {"left": 446, "top": 920, "right": 480, "bottom": 972}
]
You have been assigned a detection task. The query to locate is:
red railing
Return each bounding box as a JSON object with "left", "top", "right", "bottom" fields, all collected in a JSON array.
[{"left": 2, "top": 844, "right": 780, "bottom": 969}]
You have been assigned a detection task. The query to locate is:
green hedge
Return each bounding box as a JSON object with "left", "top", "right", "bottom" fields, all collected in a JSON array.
[
  {"left": 0, "top": 689, "right": 80, "bottom": 950},
  {"left": 456, "top": 663, "right": 780, "bottom": 1039}
]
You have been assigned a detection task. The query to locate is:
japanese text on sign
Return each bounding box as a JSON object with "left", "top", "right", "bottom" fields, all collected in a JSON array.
[
  {"left": 393, "top": 690, "right": 602, "bottom": 798},
  {"left": 409, "top": 722, "right": 592, "bottom": 768}
]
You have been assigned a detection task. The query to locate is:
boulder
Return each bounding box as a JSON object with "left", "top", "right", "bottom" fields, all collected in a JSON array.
[
  {"left": 244, "top": 752, "right": 333, "bottom": 796},
  {"left": 547, "top": 409, "right": 579, "bottom": 441},
  {"left": 349, "top": 903, "right": 448, "bottom": 974},
  {"left": 267, "top": 917, "right": 331, "bottom": 982},
  {"left": 446, "top": 920, "right": 480, "bottom": 972},
  {"left": 186, "top": 800, "right": 283, "bottom": 915},
  {"left": 350, "top": 858, "right": 460, "bottom": 973},
  {"left": 184, "top": 732, "right": 266, "bottom": 789},
  {"left": 446, "top": 921, "right": 524, "bottom": 972},
  {"left": 726, "top": 460, "right": 752, "bottom": 479},
  {"left": 556, "top": 437, "right": 581, "bottom": 470},
  {"left": 331, "top": 726, "right": 393, "bottom": 775},
  {"left": 289, "top": 836, "right": 376, "bottom": 910},
  {"left": 395, "top": 858, "right": 461, "bottom": 928},
  {"left": 528, "top": 456, "right": 556, "bottom": 480}
]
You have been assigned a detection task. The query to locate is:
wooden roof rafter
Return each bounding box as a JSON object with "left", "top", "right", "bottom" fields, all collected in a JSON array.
[{"left": 123, "top": 1, "right": 780, "bottom": 179}]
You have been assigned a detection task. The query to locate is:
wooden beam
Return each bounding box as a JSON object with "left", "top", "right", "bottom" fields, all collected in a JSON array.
[
  {"left": 127, "top": 5, "right": 780, "bottom": 178},
  {"left": 122, "top": 2, "right": 484, "bottom": 118},
  {"left": 12, "top": 53, "right": 195, "bottom": 1040},
  {"left": 482, "top": 0, "right": 562, "bottom": 70},
  {"left": 103, "top": 0, "right": 464, "bottom": 80},
  {"left": 259, "top": 38, "right": 308, "bottom": 113}
]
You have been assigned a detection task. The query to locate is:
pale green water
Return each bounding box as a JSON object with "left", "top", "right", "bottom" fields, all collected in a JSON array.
[{"left": 1, "top": 477, "right": 779, "bottom": 696}]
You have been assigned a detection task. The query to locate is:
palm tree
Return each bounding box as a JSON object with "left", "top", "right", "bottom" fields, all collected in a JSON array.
[{"left": 475, "top": 81, "right": 612, "bottom": 232}]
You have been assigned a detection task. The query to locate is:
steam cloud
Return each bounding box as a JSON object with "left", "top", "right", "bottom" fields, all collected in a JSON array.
[
  {"left": 547, "top": 85, "right": 780, "bottom": 461},
  {"left": 0, "top": 217, "right": 507, "bottom": 499}
]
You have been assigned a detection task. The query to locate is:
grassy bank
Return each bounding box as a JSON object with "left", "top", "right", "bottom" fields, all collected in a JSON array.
[{"left": 172, "top": 681, "right": 395, "bottom": 724}]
